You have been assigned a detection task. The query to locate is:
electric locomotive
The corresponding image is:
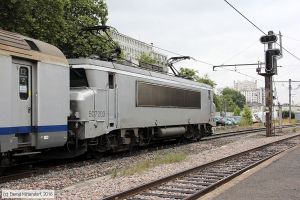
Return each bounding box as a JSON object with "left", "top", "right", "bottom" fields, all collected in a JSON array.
[{"left": 68, "top": 58, "right": 215, "bottom": 154}]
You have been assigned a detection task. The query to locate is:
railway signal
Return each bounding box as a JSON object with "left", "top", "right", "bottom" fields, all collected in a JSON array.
[{"left": 258, "top": 31, "right": 283, "bottom": 137}]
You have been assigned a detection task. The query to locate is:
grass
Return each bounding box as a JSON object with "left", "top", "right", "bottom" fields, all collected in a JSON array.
[
  {"left": 238, "top": 119, "right": 262, "bottom": 128},
  {"left": 238, "top": 120, "right": 253, "bottom": 127},
  {"left": 111, "top": 151, "right": 187, "bottom": 178},
  {"left": 292, "top": 128, "right": 298, "bottom": 133},
  {"left": 273, "top": 119, "right": 297, "bottom": 126}
]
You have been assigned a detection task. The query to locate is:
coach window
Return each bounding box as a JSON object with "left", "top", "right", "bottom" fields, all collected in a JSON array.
[
  {"left": 109, "top": 73, "right": 115, "bottom": 89},
  {"left": 19, "top": 67, "right": 29, "bottom": 100}
]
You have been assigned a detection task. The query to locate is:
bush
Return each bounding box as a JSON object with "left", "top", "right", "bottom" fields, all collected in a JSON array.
[
  {"left": 239, "top": 118, "right": 252, "bottom": 126},
  {"left": 233, "top": 106, "right": 241, "bottom": 116},
  {"left": 241, "top": 105, "right": 253, "bottom": 126}
]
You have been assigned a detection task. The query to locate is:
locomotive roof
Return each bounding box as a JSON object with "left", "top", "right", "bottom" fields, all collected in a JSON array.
[
  {"left": 68, "top": 58, "right": 213, "bottom": 91},
  {"left": 0, "top": 29, "right": 68, "bottom": 66}
]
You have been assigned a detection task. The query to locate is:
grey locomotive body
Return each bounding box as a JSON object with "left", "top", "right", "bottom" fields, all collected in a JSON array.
[
  {"left": 68, "top": 58, "right": 215, "bottom": 153},
  {"left": 0, "top": 29, "right": 215, "bottom": 167}
]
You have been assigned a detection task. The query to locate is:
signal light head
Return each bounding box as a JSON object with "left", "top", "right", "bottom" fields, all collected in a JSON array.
[
  {"left": 265, "top": 49, "right": 281, "bottom": 73},
  {"left": 260, "top": 35, "right": 278, "bottom": 44}
]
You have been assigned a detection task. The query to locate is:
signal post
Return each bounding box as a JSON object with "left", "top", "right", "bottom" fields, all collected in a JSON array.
[{"left": 258, "top": 31, "right": 282, "bottom": 137}]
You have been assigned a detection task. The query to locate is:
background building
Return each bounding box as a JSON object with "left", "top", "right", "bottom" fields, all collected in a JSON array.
[
  {"left": 234, "top": 80, "right": 265, "bottom": 106},
  {"left": 111, "top": 31, "right": 168, "bottom": 72},
  {"left": 234, "top": 80, "right": 257, "bottom": 91}
]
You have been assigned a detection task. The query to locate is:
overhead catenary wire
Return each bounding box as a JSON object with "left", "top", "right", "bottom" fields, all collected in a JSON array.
[
  {"left": 151, "top": 43, "right": 265, "bottom": 80},
  {"left": 282, "top": 35, "right": 300, "bottom": 43},
  {"left": 124, "top": 2, "right": 283, "bottom": 80},
  {"left": 150, "top": 44, "right": 214, "bottom": 66},
  {"left": 274, "top": 80, "right": 300, "bottom": 92},
  {"left": 223, "top": 0, "right": 266, "bottom": 35},
  {"left": 215, "top": 68, "right": 263, "bottom": 81},
  {"left": 223, "top": 0, "right": 300, "bottom": 62},
  {"left": 274, "top": 82, "right": 300, "bottom": 90},
  {"left": 220, "top": 39, "right": 259, "bottom": 65}
]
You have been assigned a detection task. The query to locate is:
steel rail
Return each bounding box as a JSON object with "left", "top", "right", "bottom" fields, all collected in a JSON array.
[
  {"left": 205, "top": 124, "right": 299, "bottom": 141},
  {"left": 103, "top": 134, "right": 300, "bottom": 200}
]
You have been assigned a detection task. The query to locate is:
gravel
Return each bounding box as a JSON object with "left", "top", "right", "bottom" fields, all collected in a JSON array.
[{"left": 0, "top": 129, "right": 299, "bottom": 200}]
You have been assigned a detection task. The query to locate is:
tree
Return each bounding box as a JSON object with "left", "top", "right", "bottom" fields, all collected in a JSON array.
[
  {"left": 213, "top": 94, "right": 222, "bottom": 112},
  {"left": 197, "top": 74, "right": 216, "bottom": 88},
  {"left": 241, "top": 105, "right": 253, "bottom": 125},
  {"left": 220, "top": 95, "right": 238, "bottom": 113},
  {"left": 233, "top": 106, "right": 241, "bottom": 116},
  {"left": 222, "top": 87, "right": 246, "bottom": 110},
  {"left": 138, "top": 52, "right": 158, "bottom": 65},
  {"left": 0, "top": 0, "right": 110, "bottom": 58},
  {"left": 178, "top": 68, "right": 216, "bottom": 88},
  {"left": 178, "top": 68, "right": 199, "bottom": 81}
]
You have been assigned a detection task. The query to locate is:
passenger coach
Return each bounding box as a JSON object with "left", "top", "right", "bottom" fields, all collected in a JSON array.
[{"left": 0, "top": 29, "right": 69, "bottom": 165}]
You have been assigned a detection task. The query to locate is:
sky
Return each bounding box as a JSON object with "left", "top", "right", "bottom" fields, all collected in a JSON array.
[{"left": 106, "top": 0, "right": 300, "bottom": 104}]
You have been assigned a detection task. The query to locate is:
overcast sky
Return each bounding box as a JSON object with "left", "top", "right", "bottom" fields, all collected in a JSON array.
[{"left": 106, "top": 0, "right": 300, "bottom": 104}]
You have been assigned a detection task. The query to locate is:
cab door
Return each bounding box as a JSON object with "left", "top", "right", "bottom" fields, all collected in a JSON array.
[
  {"left": 108, "top": 73, "right": 117, "bottom": 128},
  {"left": 16, "top": 64, "right": 32, "bottom": 133}
]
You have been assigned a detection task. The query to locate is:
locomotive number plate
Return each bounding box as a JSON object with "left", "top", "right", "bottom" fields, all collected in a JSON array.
[{"left": 89, "top": 111, "right": 105, "bottom": 118}]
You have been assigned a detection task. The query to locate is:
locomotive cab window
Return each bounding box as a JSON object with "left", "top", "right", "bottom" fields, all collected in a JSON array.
[
  {"left": 109, "top": 73, "right": 115, "bottom": 89},
  {"left": 19, "top": 67, "right": 29, "bottom": 100},
  {"left": 70, "top": 68, "right": 89, "bottom": 87}
]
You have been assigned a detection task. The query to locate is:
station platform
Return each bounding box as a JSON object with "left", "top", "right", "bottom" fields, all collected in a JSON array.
[{"left": 206, "top": 145, "right": 300, "bottom": 200}]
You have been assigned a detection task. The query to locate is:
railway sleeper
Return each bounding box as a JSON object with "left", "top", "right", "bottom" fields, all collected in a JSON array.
[
  {"left": 176, "top": 180, "right": 211, "bottom": 186},
  {"left": 190, "top": 175, "right": 221, "bottom": 180},
  {"left": 195, "top": 172, "right": 226, "bottom": 178},
  {"left": 154, "top": 188, "right": 196, "bottom": 194},
  {"left": 140, "top": 192, "right": 188, "bottom": 199},
  {"left": 185, "top": 177, "right": 217, "bottom": 183},
  {"left": 204, "top": 170, "right": 236, "bottom": 174},
  {"left": 163, "top": 184, "right": 202, "bottom": 191}
]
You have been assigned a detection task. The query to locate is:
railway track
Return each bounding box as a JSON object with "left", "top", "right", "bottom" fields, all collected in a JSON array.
[
  {"left": 0, "top": 170, "right": 39, "bottom": 184},
  {"left": 204, "top": 124, "right": 299, "bottom": 141},
  {"left": 0, "top": 124, "right": 298, "bottom": 185},
  {"left": 103, "top": 134, "right": 300, "bottom": 200},
  {"left": 0, "top": 162, "right": 61, "bottom": 184}
]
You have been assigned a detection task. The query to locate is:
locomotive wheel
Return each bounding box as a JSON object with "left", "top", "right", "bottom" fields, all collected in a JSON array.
[{"left": 0, "top": 157, "right": 10, "bottom": 175}]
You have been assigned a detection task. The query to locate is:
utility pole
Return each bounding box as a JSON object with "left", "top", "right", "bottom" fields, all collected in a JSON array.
[
  {"left": 274, "top": 79, "right": 300, "bottom": 122},
  {"left": 278, "top": 103, "right": 283, "bottom": 133},
  {"left": 267, "top": 33, "right": 273, "bottom": 137},
  {"left": 258, "top": 31, "right": 281, "bottom": 137},
  {"left": 289, "top": 78, "right": 292, "bottom": 122},
  {"left": 265, "top": 72, "right": 273, "bottom": 136}
]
